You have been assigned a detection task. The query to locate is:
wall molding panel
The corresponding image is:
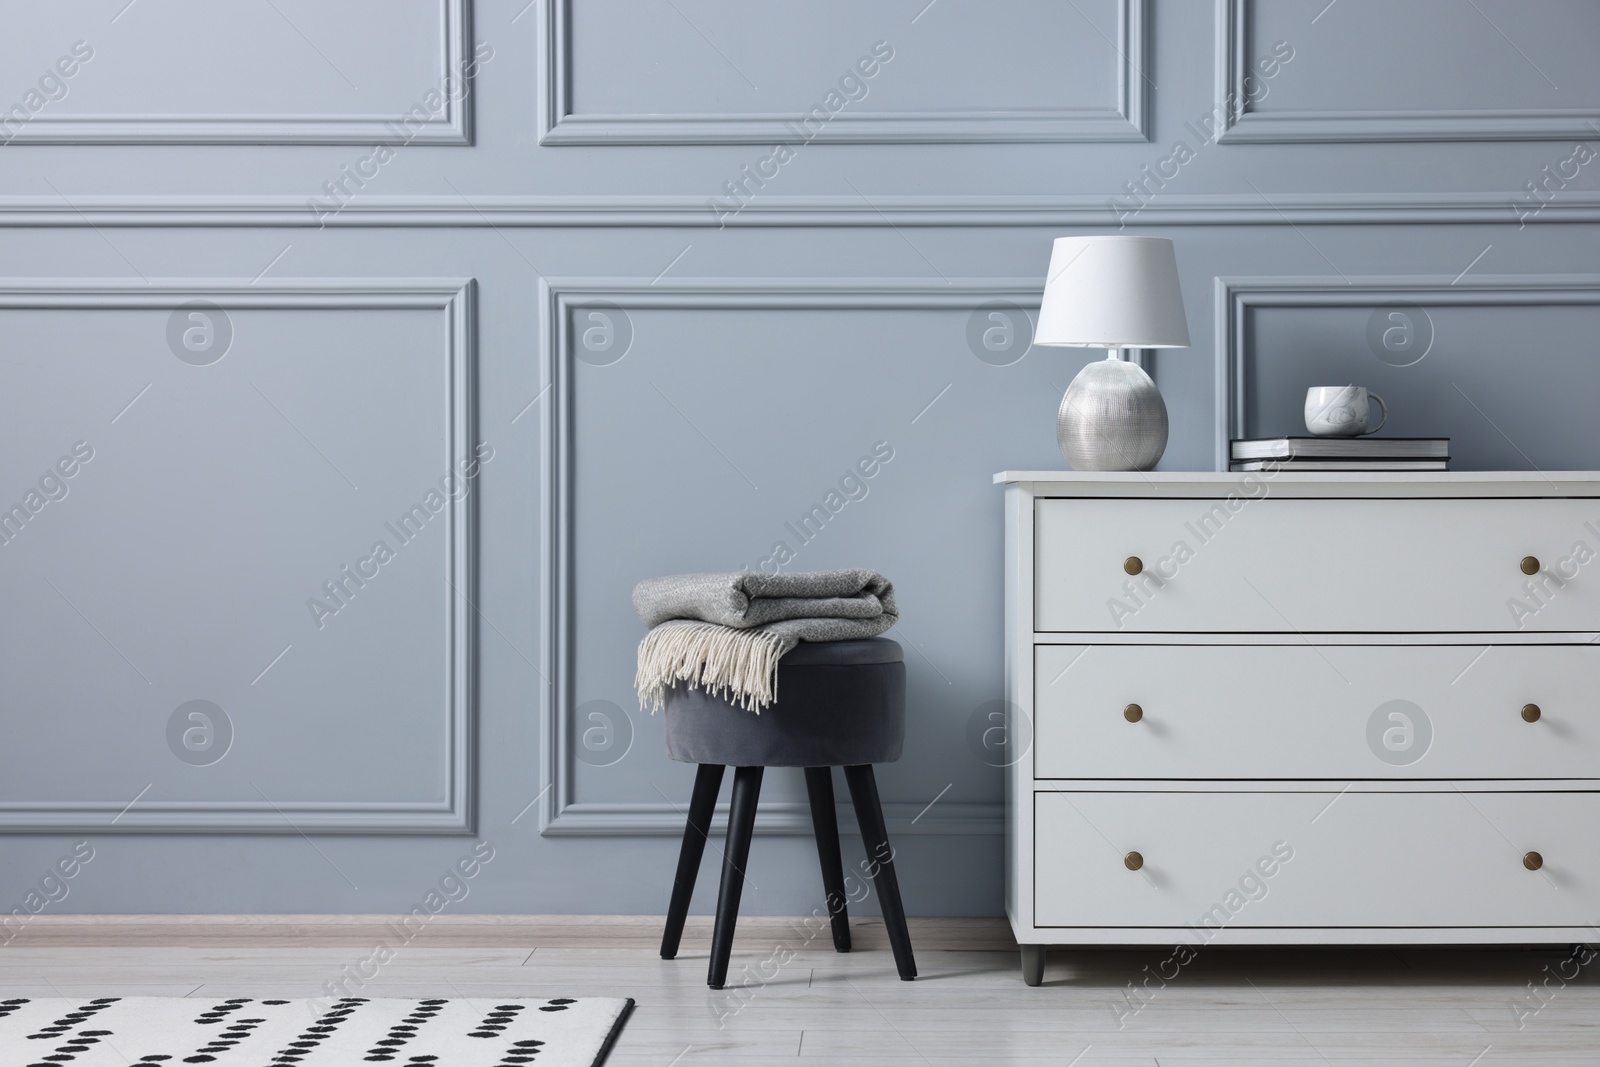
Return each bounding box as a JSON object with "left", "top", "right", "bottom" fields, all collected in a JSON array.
[
  {"left": 0, "top": 279, "right": 478, "bottom": 833},
  {"left": 4, "top": 0, "right": 471, "bottom": 144},
  {"left": 536, "top": 277, "right": 1039, "bottom": 837},
  {"left": 1214, "top": 273, "right": 1600, "bottom": 470},
  {"left": 537, "top": 0, "right": 1147, "bottom": 144},
  {"left": 543, "top": 800, "right": 1005, "bottom": 838},
  {"left": 0, "top": 191, "right": 1573, "bottom": 228},
  {"left": 1214, "top": 0, "right": 1600, "bottom": 143}
]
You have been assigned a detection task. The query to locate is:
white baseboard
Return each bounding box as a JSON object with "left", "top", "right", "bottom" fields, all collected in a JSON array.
[{"left": 5, "top": 914, "right": 1016, "bottom": 951}]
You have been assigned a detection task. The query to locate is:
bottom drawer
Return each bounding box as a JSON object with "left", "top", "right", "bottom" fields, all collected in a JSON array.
[{"left": 1034, "top": 791, "right": 1600, "bottom": 928}]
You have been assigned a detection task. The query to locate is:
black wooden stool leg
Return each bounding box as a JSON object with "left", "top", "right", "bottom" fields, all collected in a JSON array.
[
  {"left": 804, "top": 767, "right": 852, "bottom": 952},
  {"left": 708, "top": 765, "right": 763, "bottom": 989},
  {"left": 661, "top": 763, "right": 725, "bottom": 960},
  {"left": 843, "top": 764, "right": 917, "bottom": 981}
]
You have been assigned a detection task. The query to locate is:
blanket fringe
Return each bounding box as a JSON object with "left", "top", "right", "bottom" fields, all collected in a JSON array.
[{"left": 635, "top": 622, "right": 791, "bottom": 713}]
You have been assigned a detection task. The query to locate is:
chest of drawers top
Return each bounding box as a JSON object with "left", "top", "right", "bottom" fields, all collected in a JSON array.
[{"left": 995, "top": 470, "right": 1600, "bottom": 494}]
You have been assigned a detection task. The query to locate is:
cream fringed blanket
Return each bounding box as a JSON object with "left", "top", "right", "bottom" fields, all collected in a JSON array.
[{"left": 633, "top": 569, "right": 897, "bottom": 712}]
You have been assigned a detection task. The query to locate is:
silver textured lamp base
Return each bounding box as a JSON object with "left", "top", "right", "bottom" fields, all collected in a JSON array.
[{"left": 1057, "top": 355, "right": 1169, "bottom": 471}]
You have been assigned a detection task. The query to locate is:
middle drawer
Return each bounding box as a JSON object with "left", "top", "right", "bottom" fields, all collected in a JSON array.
[{"left": 1034, "top": 643, "right": 1600, "bottom": 780}]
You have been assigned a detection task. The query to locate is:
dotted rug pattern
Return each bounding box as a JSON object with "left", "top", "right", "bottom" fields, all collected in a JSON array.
[{"left": 0, "top": 996, "right": 634, "bottom": 1067}]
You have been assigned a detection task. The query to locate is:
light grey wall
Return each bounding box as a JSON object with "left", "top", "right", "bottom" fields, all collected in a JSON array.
[{"left": 2, "top": 0, "right": 1598, "bottom": 919}]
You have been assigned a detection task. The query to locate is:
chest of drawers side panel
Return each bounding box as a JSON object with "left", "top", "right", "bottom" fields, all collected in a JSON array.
[{"left": 1004, "top": 483, "right": 1037, "bottom": 934}]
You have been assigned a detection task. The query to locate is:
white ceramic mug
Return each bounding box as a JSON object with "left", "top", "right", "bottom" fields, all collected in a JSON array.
[{"left": 1305, "top": 385, "right": 1388, "bottom": 437}]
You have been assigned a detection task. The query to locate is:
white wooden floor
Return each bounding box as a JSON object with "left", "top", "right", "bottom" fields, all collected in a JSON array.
[{"left": 3, "top": 925, "right": 1598, "bottom": 1065}]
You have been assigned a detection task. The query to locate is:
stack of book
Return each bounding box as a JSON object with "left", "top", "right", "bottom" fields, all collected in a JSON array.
[{"left": 1230, "top": 437, "right": 1449, "bottom": 472}]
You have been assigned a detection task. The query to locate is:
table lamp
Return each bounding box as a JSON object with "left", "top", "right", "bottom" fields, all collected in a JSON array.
[{"left": 1034, "top": 235, "right": 1191, "bottom": 471}]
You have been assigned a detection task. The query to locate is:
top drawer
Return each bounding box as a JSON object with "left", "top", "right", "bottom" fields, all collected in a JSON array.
[{"left": 1035, "top": 496, "right": 1600, "bottom": 633}]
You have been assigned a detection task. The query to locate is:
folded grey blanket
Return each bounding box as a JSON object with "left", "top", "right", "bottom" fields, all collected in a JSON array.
[{"left": 634, "top": 569, "right": 897, "bottom": 712}]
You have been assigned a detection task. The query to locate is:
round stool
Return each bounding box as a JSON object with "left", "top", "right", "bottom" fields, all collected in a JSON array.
[{"left": 657, "top": 637, "right": 917, "bottom": 988}]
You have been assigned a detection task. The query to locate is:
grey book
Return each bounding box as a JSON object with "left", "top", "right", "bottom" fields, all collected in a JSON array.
[
  {"left": 1231, "top": 459, "right": 1450, "bottom": 472},
  {"left": 1231, "top": 436, "right": 1449, "bottom": 460}
]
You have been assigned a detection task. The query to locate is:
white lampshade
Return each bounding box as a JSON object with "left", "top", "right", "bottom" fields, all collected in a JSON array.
[{"left": 1034, "top": 236, "right": 1191, "bottom": 349}]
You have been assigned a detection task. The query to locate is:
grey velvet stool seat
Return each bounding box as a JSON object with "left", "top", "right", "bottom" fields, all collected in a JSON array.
[{"left": 658, "top": 637, "right": 917, "bottom": 989}]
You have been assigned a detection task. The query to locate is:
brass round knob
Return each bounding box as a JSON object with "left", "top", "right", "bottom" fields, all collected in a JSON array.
[
  {"left": 1524, "top": 851, "right": 1544, "bottom": 871},
  {"left": 1521, "top": 556, "right": 1541, "bottom": 575},
  {"left": 1123, "top": 556, "right": 1143, "bottom": 575},
  {"left": 1124, "top": 703, "right": 1144, "bottom": 723},
  {"left": 1124, "top": 851, "right": 1143, "bottom": 871},
  {"left": 1522, "top": 703, "right": 1542, "bottom": 723}
]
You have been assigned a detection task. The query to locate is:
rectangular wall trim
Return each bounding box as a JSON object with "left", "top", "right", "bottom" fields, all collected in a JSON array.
[
  {"left": 542, "top": 801, "right": 1004, "bottom": 837},
  {"left": 1213, "top": 273, "right": 1600, "bottom": 470},
  {"left": 0, "top": 191, "right": 1571, "bottom": 228},
  {"left": 538, "top": 0, "right": 1147, "bottom": 144},
  {"left": 537, "top": 277, "right": 1040, "bottom": 836},
  {"left": 1214, "top": 0, "right": 1600, "bottom": 143},
  {"left": 0, "top": 279, "right": 478, "bottom": 833},
  {"left": 2, "top": 0, "right": 471, "bottom": 144}
]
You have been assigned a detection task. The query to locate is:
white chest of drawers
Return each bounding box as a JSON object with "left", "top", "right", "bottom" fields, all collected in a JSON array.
[{"left": 998, "top": 471, "right": 1600, "bottom": 985}]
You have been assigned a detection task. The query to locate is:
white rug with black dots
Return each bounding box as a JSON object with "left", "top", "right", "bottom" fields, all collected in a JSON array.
[{"left": 0, "top": 995, "right": 634, "bottom": 1066}]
